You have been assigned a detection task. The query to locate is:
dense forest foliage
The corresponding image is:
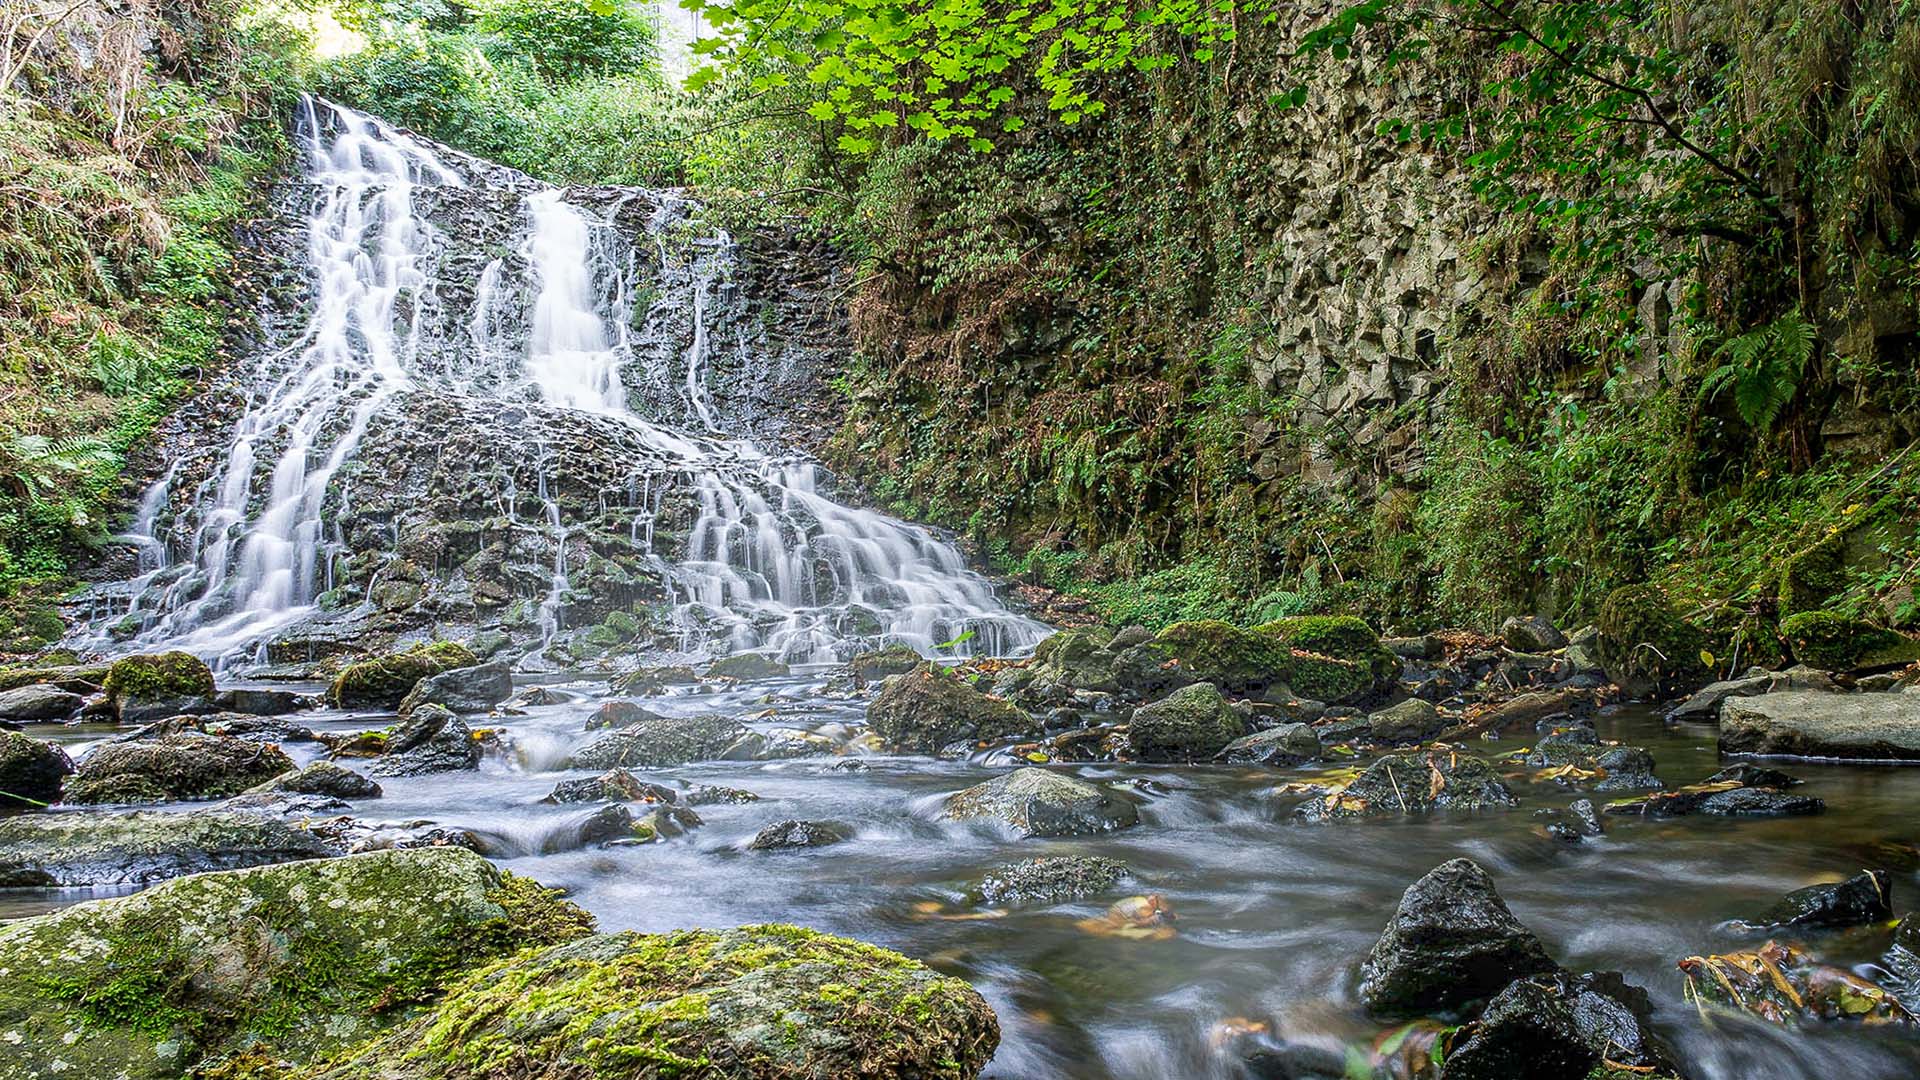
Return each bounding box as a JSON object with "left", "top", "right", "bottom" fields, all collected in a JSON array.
[{"left": 3, "top": 0, "right": 1916, "bottom": 664}]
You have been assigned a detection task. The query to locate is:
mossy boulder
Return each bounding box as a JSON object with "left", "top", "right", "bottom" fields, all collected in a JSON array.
[
  {"left": 63, "top": 734, "right": 295, "bottom": 805},
  {"left": 1025, "top": 626, "right": 1120, "bottom": 694},
  {"left": 101, "top": 651, "right": 216, "bottom": 724},
  {"left": 0, "top": 809, "right": 332, "bottom": 886},
  {"left": 706, "top": 652, "right": 792, "bottom": 680},
  {"left": 303, "top": 924, "right": 999, "bottom": 1080},
  {"left": 847, "top": 644, "right": 924, "bottom": 686},
  {"left": 971, "top": 855, "right": 1128, "bottom": 907},
  {"left": 0, "top": 848, "right": 592, "bottom": 1079},
  {"left": 0, "top": 731, "right": 72, "bottom": 808},
  {"left": 1124, "top": 682, "right": 1245, "bottom": 761},
  {"left": 1113, "top": 620, "right": 1291, "bottom": 697},
  {"left": 1593, "top": 585, "right": 1709, "bottom": 699},
  {"left": 942, "top": 767, "right": 1139, "bottom": 838},
  {"left": 327, "top": 642, "right": 479, "bottom": 710},
  {"left": 866, "top": 663, "right": 1036, "bottom": 753},
  {"left": 1256, "top": 615, "right": 1399, "bottom": 702},
  {"left": 1779, "top": 610, "right": 1920, "bottom": 671},
  {"left": 565, "top": 713, "right": 750, "bottom": 769},
  {"left": 1777, "top": 529, "right": 1849, "bottom": 620}
]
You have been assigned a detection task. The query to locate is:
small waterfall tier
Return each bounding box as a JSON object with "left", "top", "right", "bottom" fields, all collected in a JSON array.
[{"left": 77, "top": 97, "right": 1047, "bottom": 670}]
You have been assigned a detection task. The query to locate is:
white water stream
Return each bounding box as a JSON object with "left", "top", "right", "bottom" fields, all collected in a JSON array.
[{"left": 92, "top": 96, "right": 1046, "bottom": 668}]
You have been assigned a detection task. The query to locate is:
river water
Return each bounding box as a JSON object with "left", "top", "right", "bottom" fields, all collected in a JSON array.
[{"left": 11, "top": 676, "right": 1920, "bottom": 1080}]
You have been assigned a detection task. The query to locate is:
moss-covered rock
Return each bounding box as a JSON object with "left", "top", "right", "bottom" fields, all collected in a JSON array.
[
  {"left": 0, "top": 731, "right": 72, "bottom": 808},
  {"left": 303, "top": 923, "right": 999, "bottom": 1080},
  {"left": 1113, "top": 619, "right": 1291, "bottom": 697},
  {"left": 0, "top": 848, "right": 592, "bottom": 1080},
  {"left": 1025, "top": 626, "right": 1120, "bottom": 694},
  {"left": 327, "top": 643, "right": 479, "bottom": 710},
  {"left": 866, "top": 663, "right": 1036, "bottom": 753},
  {"left": 1256, "top": 615, "right": 1399, "bottom": 702},
  {"left": 846, "top": 644, "right": 925, "bottom": 686},
  {"left": 1593, "top": 585, "right": 1709, "bottom": 699},
  {"left": 101, "top": 651, "right": 216, "bottom": 723},
  {"left": 706, "top": 652, "right": 792, "bottom": 680},
  {"left": 1777, "top": 529, "right": 1849, "bottom": 620},
  {"left": 63, "top": 734, "right": 295, "bottom": 805},
  {"left": 1779, "top": 610, "right": 1920, "bottom": 671},
  {"left": 1124, "top": 682, "right": 1244, "bottom": 761}
]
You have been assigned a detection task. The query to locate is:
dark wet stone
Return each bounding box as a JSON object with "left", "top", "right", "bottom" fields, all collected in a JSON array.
[
  {"left": 972, "top": 855, "right": 1128, "bottom": 906},
  {"left": 0, "top": 684, "right": 84, "bottom": 723},
  {"left": 558, "top": 804, "right": 639, "bottom": 851},
  {"left": 942, "top": 767, "right": 1139, "bottom": 838},
  {"left": 1591, "top": 746, "right": 1662, "bottom": 791},
  {"left": 867, "top": 663, "right": 1036, "bottom": 753},
  {"left": 254, "top": 761, "right": 382, "bottom": 800},
  {"left": 1604, "top": 781, "right": 1825, "bottom": 818},
  {"left": 1537, "top": 798, "right": 1604, "bottom": 844},
  {"left": 584, "top": 700, "right": 668, "bottom": 731},
  {"left": 1358, "top": 858, "right": 1556, "bottom": 1016},
  {"left": 1126, "top": 682, "right": 1245, "bottom": 761},
  {"left": 1295, "top": 751, "right": 1518, "bottom": 822},
  {"left": 220, "top": 792, "right": 353, "bottom": 816},
  {"left": 633, "top": 804, "right": 704, "bottom": 840},
  {"left": 1703, "top": 763, "right": 1803, "bottom": 788},
  {"left": 368, "top": 704, "right": 482, "bottom": 777},
  {"left": 211, "top": 687, "right": 318, "bottom": 716},
  {"left": 398, "top": 661, "right": 513, "bottom": 715},
  {"left": 1217, "top": 723, "right": 1322, "bottom": 765},
  {"left": 64, "top": 733, "right": 295, "bottom": 804},
  {"left": 565, "top": 713, "right": 749, "bottom": 769},
  {"left": 682, "top": 783, "right": 759, "bottom": 805},
  {"left": 0, "top": 731, "right": 72, "bottom": 808},
  {"left": 1441, "top": 978, "right": 1597, "bottom": 1080},
  {"left": 748, "top": 819, "right": 847, "bottom": 850},
  {"left": 542, "top": 768, "right": 678, "bottom": 805},
  {"left": 706, "top": 652, "right": 791, "bottom": 680},
  {"left": 1735, "top": 869, "right": 1892, "bottom": 932},
  {"left": 518, "top": 686, "right": 573, "bottom": 706},
  {"left": 0, "top": 810, "right": 331, "bottom": 885}
]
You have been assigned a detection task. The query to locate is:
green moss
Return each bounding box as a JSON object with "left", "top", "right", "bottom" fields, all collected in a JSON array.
[
  {"left": 1779, "top": 610, "right": 1919, "bottom": 671},
  {"left": 1594, "top": 584, "right": 1709, "bottom": 697},
  {"left": 1778, "top": 529, "right": 1849, "bottom": 620},
  {"left": 1255, "top": 615, "right": 1379, "bottom": 656},
  {"left": 100, "top": 650, "right": 214, "bottom": 702},
  {"left": 1139, "top": 619, "right": 1292, "bottom": 695},
  {"left": 327, "top": 642, "right": 478, "bottom": 709}
]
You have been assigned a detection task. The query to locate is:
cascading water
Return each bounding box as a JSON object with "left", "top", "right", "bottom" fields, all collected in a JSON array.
[{"left": 89, "top": 96, "right": 1046, "bottom": 668}]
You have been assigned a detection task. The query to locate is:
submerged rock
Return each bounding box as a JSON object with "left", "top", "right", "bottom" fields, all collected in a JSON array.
[
  {"left": 0, "top": 810, "right": 331, "bottom": 885},
  {"left": 367, "top": 703, "right": 482, "bottom": 777},
  {"left": 397, "top": 660, "right": 513, "bottom": 715},
  {"left": 326, "top": 641, "right": 478, "bottom": 709},
  {"left": 0, "top": 731, "right": 72, "bottom": 807},
  {"left": 304, "top": 924, "right": 999, "bottom": 1080},
  {"left": 973, "top": 855, "right": 1129, "bottom": 906},
  {"left": 1125, "top": 681, "right": 1244, "bottom": 761},
  {"left": 565, "top": 712, "right": 749, "bottom": 768},
  {"left": 101, "top": 650, "right": 217, "bottom": 724},
  {"left": 63, "top": 733, "right": 295, "bottom": 804},
  {"left": 748, "top": 818, "right": 848, "bottom": 850},
  {"left": 1295, "top": 750, "right": 1518, "bottom": 822},
  {"left": 0, "top": 848, "right": 594, "bottom": 1078},
  {"left": 867, "top": 663, "right": 1036, "bottom": 752},
  {"left": 1218, "top": 722, "right": 1322, "bottom": 765},
  {"left": 1735, "top": 869, "right": 1892, "bottom": 932},
  {"left": 1720, "top": 691, "right": 1920, "bottom": 760},
  {"left": 1358, "top": 858, "right": 1556, "bottom": 1016},
  {"left": 943, "top": 767, "right": 1139, "bottom": 838},
  {"left": 0, "top": 684, "right": 84, "bottom": 723}
]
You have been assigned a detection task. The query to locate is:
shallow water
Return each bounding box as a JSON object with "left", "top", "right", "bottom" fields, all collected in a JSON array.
[{"left": 9, "top": 675, "right": 1920, "bottom": 1079}]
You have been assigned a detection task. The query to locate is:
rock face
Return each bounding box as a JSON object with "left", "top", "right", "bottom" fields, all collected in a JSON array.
[
  {"left": 0, "top": 848, "right": 594, "bottom": 1079},
  {"left": 63, "top": 734, "right": 295, "bottom": 804},
  {"left": 305, "top": 924, "right": 999, "bottom": 1080},
  {"left": 0, "top": 731, "right": 72, "bottom": 807},
  {"left": 867, "top": 663, "right": 1035, "bottom": 752},
  {"left": 1720, "top": 691, "right": 1920, "bottom": 760},
  {"left": 1125, "top": 682, "right": 1245, "bottom": 761},
  {"left": 397, "top": 660, "right": 513, "bottom": 714},
  {"left": 101, "top": 650, "right": 216, "bottom": 723},
  {"left": 0, "top": 684, "right": 84, "bottom": 722},
  {"left": 1296, "top": 750, "right": 1517, "bottom": 821},
  {"left": 367, "top": 703, "right": 482, "bottom": 777},
  {"left": 0, "top": 810, "right": 331, "bottom": 885},
  {"left": 1358, "top": 858, "right": 1556, "bottom": 1016},
  {"left": 943, "top": 767, "right": 1139, "bottom": 838},
  {"left": 327, "top": 641, "right": 479, "bottom": 709},
  {"left": 1735, "top": 869, "right": 1892, "bottom": 932},
  {"left": 1217, "top": 723, "right": 1322, "bottom": 764},
  {"left": 565, "top": 713, "right": 749, "bottom": 769},
  {"left": 973, "top": 855, "right": 1128, "bottom": 906}
]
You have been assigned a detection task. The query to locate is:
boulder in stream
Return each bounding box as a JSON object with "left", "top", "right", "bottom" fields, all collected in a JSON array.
[
  {"left": 1125, "top": 682, "right": 1245, "bottom": 761},
  {"left": 565, "top": 712, "right": 750, "bottom": 768},
  {"left": 584, "top": 698, "right": 666, "bottom": 731},
  {"left": 0, "top": 809, "right": 331, "bottom": 885},
  {"left": 211, "top": 687, "right": 318, "bottom": 716},
  {"left": 100, "top": 650, "right": 216, "bottom": 724},
  {"left": 1364, "top": 698, "right": 1444, "bottom": 745},
  {"left": 0, "top": 731, "right": 72, "bottom": 808},
  {"left": 543, "top": 767, "right": 678, "bottom": 804},
  {"left": 1604, "top": 778, "right": 1824, "bottom": 818},
  {"left": 972, "top": 855, "right": 1129, "bottom": 906},
  {"left": 748, "top": 818, "right": 848, "bottom": 850},
  {"left": 0, "top": 847, "right": 595, "bottom": 1078},
  {"left": 1438, "top": 977, "right": 1596, "bottom": 1080},
  {"left": 367, "top": 703, "right": 482, "bottom": 777},
  {"left": 1734, "top": 869, "right": 1892, "bottom": 932},
  {"left": 1358, "top": 858, "right": 1556, "bottom": 1016},
  {"left": 942, "top": 767, "right": 1139, "bottom": 838},
  {"left": 1720, "top": 690, "right": 1920, "bottom": 760},
  {"left": 1295, "top": 750, "right": 1518, "bottom": 822},
  {"left": 0, "top": 683, "right": 84, "bottom": 723},
  {"left": 397, "top": 659, "right": 513, "bottom": 714},
  {"left": 63, "top": 733, "right": 294, "bottom": 804},
  {"left": 252, "top": 760, "right": 382, "bottom": 800},
  {"left": 706, "top": 651, "right": 792, "bottom": 680},
  {"left": 1217, "top": 722, "right": 1322, "bottom": 765},
  {"left": 325, "top": 641, "right": 478, "bottom": 709},
  {"left": 302, "top": 923, "right": 999, "bottom": 1080},
  {"left": 867, "top": 663, "right": 1036, "bottom": 753}
]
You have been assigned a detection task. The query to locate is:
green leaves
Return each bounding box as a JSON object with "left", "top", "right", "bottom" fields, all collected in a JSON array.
[{"left": 1701, "top": 310, "right": 1816, "bottom": 433}]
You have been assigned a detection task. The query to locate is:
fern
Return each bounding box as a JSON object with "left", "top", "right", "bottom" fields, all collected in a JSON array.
[
  {"left": 1, "top": 434, "right": 120, "bottom": 506},
  {"left": 1700, "top": 309, "right": 1815, "bottom": 431}
]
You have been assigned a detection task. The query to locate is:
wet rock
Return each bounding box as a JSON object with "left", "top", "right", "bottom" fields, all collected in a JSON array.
[
  {"left": 1536, "top": 798, "right": 1604, "bottom": 844},
  {"left": 633, "top": 804, "right": 704, "bottom": 841},
  {"left": 547, "top": 803, "right": 641, "bottom": 852},
  {"left": 683, "top": 782, "right": 759, "bottom": 805},
  {"left": 211, "top": 687, "right": 318, "bottom": 716},
  {"left": 1440, "top": 977, "right": 1597, "bottom": 1080},
  {"left": 220, "top": 791, "right": 353, "bottom": 816},
  {"left": 0, "top": 731, "right": 72, "bottom": 808},
  {"left": 1703, "top": 762, "right": 1803, "bottom": 788},
  {"left": 1126, "top": 682, "right": 1245, "bottom": 761},
  {"left": 1666, "top": 674, "right": 1775, "bottom": 721},
  {"left": 253, "top": 760, "right": 383, "bottom": 800},
  {"left": 1384, "top": 634, "right": 1443, "bottom": 660},
  {"left": 304, "top": 923, "right": 999, "bottom": 1080},
  {"left": 198, "top": 714, "right": 317, "bottom": 743},
  {"left": 1679, "top": 940, "right": 1915, "bottom": 1026},
  {"left": 1720, "top": 690, "right": 1920, "bottom": 760},
  {"left": 367, "top": 704, "right": 482, "bottom": 777},
  {"left": 518, "top": 686, "right": 573, "bottom": 706},
  {"left": 1526, "top": 728, "right": 1662, "bottom": 790},
  {"left": 609, "top": 663, "right": 699, "bottom": 695},
  {"left": 1365, "top": 698, "right": 1443, "bottom": 745},
  {"left": 64, "top": 733, "right": 295, "bottom": 804},
  {"left": 397, "top": 660, "right": 513, "bottom": 715},
  {"left": 1358, "top": 857, "right": 1556, "bottom": 1016},
  {"left": 0, "top": 684, "right": 83, "bottom": 722},
  {"left": 972, "top": 855, "right": 1129, "bottom": 906},
  {"left": 0, "top": 810, "right": 331, "bottom": 885},
  {"left": 543, "top": 768, "right": 678, "bottom": 804},
  {"left": 943, "top": 767, "right": 1139, "bottom": 837},
  {"left": 1888, "top": 914, "right": 1920, "bottom": 983},
  {"left": 706, "top": 652, "right": 791, "bottom": 680},
  {"left": 1594, "top": 584, "right": 1709, "bottom": 698},
  {"left": 1735, "top": 869, "right": 1892, "bottom": 932},
  {"left": 726, "top": 726, "right": 837, "bottom": 760},
  {"left": 748, "top": 818, "right": 848, "bottom": 850},
  {"left": 1217, "top": 722, "right": 1322, "bottom": 765},
  {"left": 1501, "top": 615, "right": 1567, "bottom": 653},
  {"left": 867, "top": 663, "right": 1036, "bottom": 753},
  {"left": 0, "top": 848, "right": 595, "bottom": 1077},
  {"left": 848, "top": 643, "right": 925, "bottom": 686},
  {"left": 101, "top": 650, "right": 216, "bottom": 723},
  {"left": 565, "top": 712, "right": 749, "bottom": 768},
  {"left": 1604, "top": 781, "right": 1825, "bottom": 818},
  {"left": 1295, "top": 750, "right": 1518, "bottom": 822},
  {"left": 585, "top": 699, "right": 666, "bottom": 730},
  {"left": 326, "top": 641, "right": 478, "bottom": 709},
  {"left": 1549, "top": 969, "right": 1680, "bottom": 1073}
]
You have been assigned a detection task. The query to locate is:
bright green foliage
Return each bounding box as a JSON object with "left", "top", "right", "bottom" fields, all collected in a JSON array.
[
  {"left": 1700, "top": 309, "right": 1815, "bottom": 433},
  {"left": 1777, "top": 610, "right": 1908, "bottom": 671},
  {"left": 473, "top": 0, "right": 654, "bottom": 84}
]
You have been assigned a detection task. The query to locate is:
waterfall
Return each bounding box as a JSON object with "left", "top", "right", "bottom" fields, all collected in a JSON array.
[{"left": 89, "top": 96, "right": 1047, "bottom": 668}]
